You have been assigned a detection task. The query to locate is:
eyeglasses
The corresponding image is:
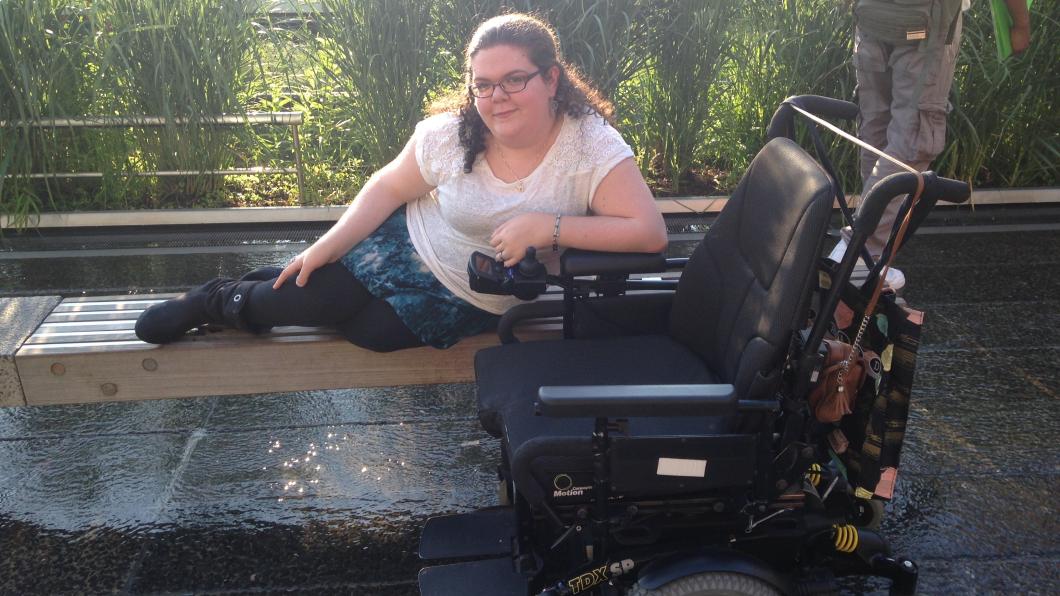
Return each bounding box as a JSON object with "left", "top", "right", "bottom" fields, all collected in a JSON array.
[{"left": 469, "top": 70, "right": 542, "bottom": 98}]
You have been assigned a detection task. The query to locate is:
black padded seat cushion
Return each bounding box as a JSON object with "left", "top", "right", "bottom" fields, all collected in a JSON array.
[{"left": 476, "top": 334, "right": 721, "bottom": 442}]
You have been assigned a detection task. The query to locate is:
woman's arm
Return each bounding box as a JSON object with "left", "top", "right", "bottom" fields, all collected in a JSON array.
[
  {"left": 1005, "top": 0, "right": 1031, "bottom": 55},
  {"left": 489, "top": 157, "right": 667, "bottom": 267},
  {"left": 274, "top": 136, "right": 434, "bottom": 288}
]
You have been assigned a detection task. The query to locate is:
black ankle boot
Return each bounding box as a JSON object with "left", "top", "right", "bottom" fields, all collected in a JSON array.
[{"left": 135, "top": 278, "right": 265, "bottom": 344}]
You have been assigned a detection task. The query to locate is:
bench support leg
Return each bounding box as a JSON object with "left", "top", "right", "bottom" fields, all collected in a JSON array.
[{"left": 1, "top": 296, "right": 61, "bottom": 407}]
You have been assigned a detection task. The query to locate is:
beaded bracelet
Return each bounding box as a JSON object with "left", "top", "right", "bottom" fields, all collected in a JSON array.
[{"left": 552, "top": 214, "right": 562, "bottom": 252}]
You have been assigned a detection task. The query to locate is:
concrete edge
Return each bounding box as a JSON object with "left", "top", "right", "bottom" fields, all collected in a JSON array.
[
  {"left": 0, "top": 296, "right": 62, "bottom": 407},
  {"left": 3, "top": 188, "right": 1057, "bottom": 229}
]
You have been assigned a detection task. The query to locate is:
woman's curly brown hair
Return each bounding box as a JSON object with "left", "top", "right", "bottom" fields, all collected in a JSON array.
[{"left": 430, "top": 13, "right": 615, "bottom": 174}]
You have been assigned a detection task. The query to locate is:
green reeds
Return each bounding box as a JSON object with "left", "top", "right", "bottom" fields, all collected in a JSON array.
[
  {"left": 710, "top": 0, "right": 857, "bottom": 191},
  {"left": 94, "top": 0, "right": 264, "bottom": 202},
  {"left": 2, "top": 0, "right": 1056, "bottom": 221},
  {"left": 621, "top": 0, "right": 736, "bottom": 194},
  {"left": 308, "top": 0, "right": 443, "bottom": 172},
  {"left": 941, "top": 1, "right": 1059, "bottom": 188},
  {"left": 0, "top": 1, "right": 98, "bottom": 224}
]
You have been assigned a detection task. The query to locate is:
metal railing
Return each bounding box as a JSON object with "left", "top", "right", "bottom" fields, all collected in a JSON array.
[{"left": 1, "top": 111, "right": 307, "bottom": 202}]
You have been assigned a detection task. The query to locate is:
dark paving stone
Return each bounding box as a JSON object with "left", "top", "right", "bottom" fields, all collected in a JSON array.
[
  {"left": 902, "top": 259, "right": 1060, "bottom": 306},
  {"left": 0, "top": 397, "right": 214, "bottom": 439},
  {"left": 842, "top": 554, "right": 1060, "bottom": 595},
  {"left": 917, "top": 345, "right": 1060, "bottom": 403},
  {"left": 919, "top": 301, "right": 1060, "bottom": 351},
  {"left": 207, "top": 581, "right": 418, "bottom": 595},
  {"left": 914, "top": 556, "right": 1060, "bottom": 595},
  {"left": 129, "top": 521, "right": 422, "bottom": 593},
  {"left": 900, "top": 347, "right": 1060, "bottom": 475},
  {"left": 897, "top": 230, "right": 1060, "bottom": 270},
  {"left": 881, "top": 474, "right": 1060, "bottom": 560},
  {"left": 204, "top": 383, "right": 478, "bottom": 431},
  {"left": 0, "top": 516, "right": 145, "bottom": 594}
]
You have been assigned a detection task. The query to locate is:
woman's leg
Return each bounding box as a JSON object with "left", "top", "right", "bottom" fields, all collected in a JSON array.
[
  {"left": 242, "top": 262, "right": 373, "bottom": 327},
  {"left": 244, "top": 264, "right": 423, "bottom": 350},
  {"left": 136, "top": 261, "right": 425, "bottom": 351},
  {"left": 336, "top": 299, "right": 425, "bottom": 352}
]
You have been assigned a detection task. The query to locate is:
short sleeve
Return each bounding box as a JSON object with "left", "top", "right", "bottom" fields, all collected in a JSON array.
[
  {"left": 412, "top": 113, "right": 464, "bottom": 188},
  {"left": 581, "top": 116, "right": 635, "bottom": 210}
]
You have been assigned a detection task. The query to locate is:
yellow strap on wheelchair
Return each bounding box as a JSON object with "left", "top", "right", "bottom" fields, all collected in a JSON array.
[
  {"left": 805, "top": 463, "right": 822, "bottom": 487},
  {"left": 833, "top": 524, "right": 860, "bottom": 553}
]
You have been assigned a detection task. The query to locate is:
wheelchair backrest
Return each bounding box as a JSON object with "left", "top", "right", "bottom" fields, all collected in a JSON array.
[{"left": 668, "top": 137, "right": 833, "bottom": 400}]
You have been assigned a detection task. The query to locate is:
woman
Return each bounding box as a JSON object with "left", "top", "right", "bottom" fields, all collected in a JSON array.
[{"left": 135, "top": 13, "right": 667, "bottom": 351}]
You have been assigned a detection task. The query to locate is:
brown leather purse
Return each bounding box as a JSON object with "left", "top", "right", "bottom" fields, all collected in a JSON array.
[{"left": 809, "top": 339, "right": 867, "bottom": 423}]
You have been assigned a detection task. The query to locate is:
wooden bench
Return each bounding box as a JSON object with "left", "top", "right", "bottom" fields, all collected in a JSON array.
[{"left": 4, "top": 294, "right": 560, "bottom": 407}]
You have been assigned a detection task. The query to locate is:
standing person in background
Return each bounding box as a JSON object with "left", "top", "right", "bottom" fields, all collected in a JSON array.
[
  {"left": 831, "top": 0, "right": 1032, "bottom": 290},
  {"left": 135, "top": 13, "right": 666, "bottom": 351}
]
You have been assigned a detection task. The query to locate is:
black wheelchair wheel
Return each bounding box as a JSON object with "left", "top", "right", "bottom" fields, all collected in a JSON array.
[
  {"left": 853, "top": 498, "right": 885, "bottom": 530},
  {"left": 627, "top": 572, "right": 781, "bottom": 596}
]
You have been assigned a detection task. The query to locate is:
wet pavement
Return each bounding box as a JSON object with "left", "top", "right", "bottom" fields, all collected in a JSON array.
[{"left": 1, "top": 215, "right": 1058, "bottom": 594}]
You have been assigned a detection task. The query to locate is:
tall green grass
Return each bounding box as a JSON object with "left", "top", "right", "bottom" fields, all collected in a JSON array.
[
  {"left": 94, "top": 0, "right": 264, "bottom": 202},
  {"left": 308, "top": 0, "right": 443, "bottom": 171},
  {"left": 709, "top": 0, "right": 858, "bottom": 190},
  {"left": 1, "top": 0, "right": 1056, "bottom": 224},
  {"left": 940, "top": 1, "right": 1059, "bottom": 188},
  {"left": 621, "top": 0, "right": 736, "bottom": 194},
  {"left": 0, "top": 1, "right": 98, "bottom": 224},
  {"left": 522, "top": 0, "right": 650, "bottom": 101}
]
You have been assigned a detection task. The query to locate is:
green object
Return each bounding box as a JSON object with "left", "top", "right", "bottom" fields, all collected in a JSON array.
[{"left": 991, "top": 0, "right": 1033, "bottom": 61}]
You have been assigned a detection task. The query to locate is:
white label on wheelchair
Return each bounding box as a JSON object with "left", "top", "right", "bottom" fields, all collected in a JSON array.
[{"left": 657, "top": 457, "right": 707, "bottom": 478}]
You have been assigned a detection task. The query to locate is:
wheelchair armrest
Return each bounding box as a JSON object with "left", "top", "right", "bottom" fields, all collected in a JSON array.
[
  {"left": 497, "top": 300, "right": 564, "bottom": 344},
  {"left": 536, "top": 384, "right": 778, "bottom": 418},
  {"left": 560, "top": 249, "right": 667, "bottom": 276}
]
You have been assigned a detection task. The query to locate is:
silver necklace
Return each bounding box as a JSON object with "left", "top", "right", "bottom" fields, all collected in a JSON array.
[{"left": 496, "top": 143, "right": 529, "bottom": 192}]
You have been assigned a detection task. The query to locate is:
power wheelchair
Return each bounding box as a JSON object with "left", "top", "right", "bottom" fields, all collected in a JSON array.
[{"left": 417, "top": 96, "right": 971, "bottom": 595}]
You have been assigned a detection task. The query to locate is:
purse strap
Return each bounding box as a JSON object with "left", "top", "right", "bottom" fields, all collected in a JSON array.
[{"left": 836, "top": 172, "right": 926, "bottom": 392}]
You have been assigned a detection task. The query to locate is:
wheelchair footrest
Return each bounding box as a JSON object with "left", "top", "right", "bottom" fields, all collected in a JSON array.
[
  {"left": 418, "top": 557, "right": 529, "bottom": 596},
  {"left": 418, "top": 507, "right": 517, "bottom": 560}
]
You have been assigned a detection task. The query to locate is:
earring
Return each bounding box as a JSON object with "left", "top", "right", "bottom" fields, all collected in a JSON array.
[{"left": 549, "top": 97, "right": 559, "bottom": 116}]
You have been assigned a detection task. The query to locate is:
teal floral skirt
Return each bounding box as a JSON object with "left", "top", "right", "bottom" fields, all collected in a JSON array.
[{"left": 339, "top": 207, "right": 499, "bottom": 348}]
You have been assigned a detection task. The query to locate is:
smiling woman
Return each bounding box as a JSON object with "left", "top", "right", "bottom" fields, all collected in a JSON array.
[{"left": 135, "top": 12, "right": 666, "bottom": 353}]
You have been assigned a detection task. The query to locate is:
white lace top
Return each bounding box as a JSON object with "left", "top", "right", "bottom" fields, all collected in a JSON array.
[{"left": 406, "top": 112, "right": 634, "bottom": 314}]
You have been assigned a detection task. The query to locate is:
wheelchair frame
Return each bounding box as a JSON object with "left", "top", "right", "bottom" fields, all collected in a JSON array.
[{"left": 417, "top": 96, "right": 970, "bottom": 596}]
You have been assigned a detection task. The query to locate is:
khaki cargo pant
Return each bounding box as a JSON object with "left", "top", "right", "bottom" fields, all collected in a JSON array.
[{"left": 843, "top": 18, "right": 963, "bottom": 257}]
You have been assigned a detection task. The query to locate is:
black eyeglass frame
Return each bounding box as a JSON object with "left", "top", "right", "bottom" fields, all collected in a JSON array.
[{"left": 468, "top": 70, "right": 543, "bottom": 98}]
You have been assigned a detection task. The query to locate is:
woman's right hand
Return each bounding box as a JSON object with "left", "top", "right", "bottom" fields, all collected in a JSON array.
[{"left": 273, "top": 241, "right": 337, "bottom": 289}]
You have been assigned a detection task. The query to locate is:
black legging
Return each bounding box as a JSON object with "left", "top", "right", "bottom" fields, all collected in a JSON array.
[{"left": 243, "top": 262, "right": 424, "bottom": 352}]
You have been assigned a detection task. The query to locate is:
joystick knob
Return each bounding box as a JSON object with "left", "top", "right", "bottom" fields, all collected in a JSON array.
[{"left": 518, "top": 246, "right": 545, "bottom": 277}]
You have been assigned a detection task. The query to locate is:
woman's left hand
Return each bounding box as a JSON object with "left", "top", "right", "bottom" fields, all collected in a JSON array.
[{"left": 490, "top": 212, "right": 553, "bottom": 267}]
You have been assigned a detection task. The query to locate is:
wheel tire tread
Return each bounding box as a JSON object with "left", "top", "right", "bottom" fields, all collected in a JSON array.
[{"left": 627, "top": 571, "right": 781, "bottom": 596}]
